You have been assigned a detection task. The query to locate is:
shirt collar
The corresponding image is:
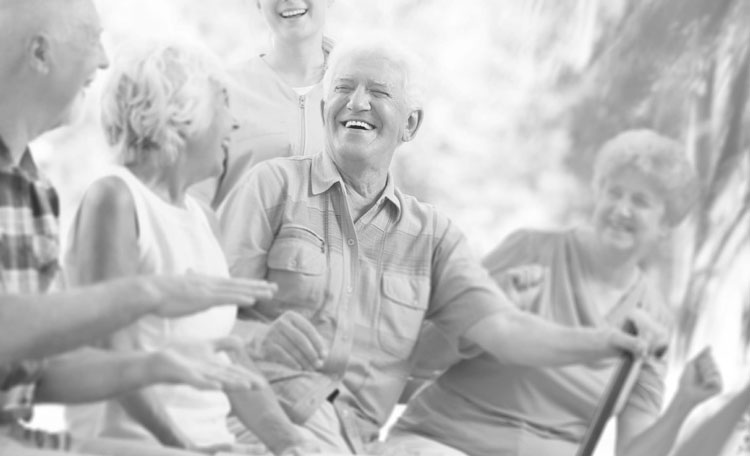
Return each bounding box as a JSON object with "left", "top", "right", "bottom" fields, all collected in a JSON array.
[
  {"left": 311, "top": 151, "right": 402, "bottom": 214},
  {"left": 0, "top": 136, "right": 39, "bottom": 179}
]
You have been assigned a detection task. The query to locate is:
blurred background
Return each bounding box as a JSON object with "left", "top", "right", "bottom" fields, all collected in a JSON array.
[{"left": 29, "top": 0, "right": 750, "bottom": 453}]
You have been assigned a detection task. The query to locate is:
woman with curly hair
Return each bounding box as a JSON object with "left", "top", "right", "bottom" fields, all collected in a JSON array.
[
  {"left": 63, "top": 40, "right": 313, "bottom": 456},
  {"left": 394, "top": 130, "right": 722, "bottom": 456}
]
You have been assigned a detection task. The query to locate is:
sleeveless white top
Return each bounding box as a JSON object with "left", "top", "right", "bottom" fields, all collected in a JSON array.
[{"left": 64, "top": 166, "right": 236, "bottom": 447}]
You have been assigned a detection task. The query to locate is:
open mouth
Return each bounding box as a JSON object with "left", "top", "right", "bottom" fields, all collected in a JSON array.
[
  {"left": 608, "top": 220, "right": 635, "bottom": 234},
  {"left": 343, "top": 120, "right": 375, "bottom": 131},
  {"left": 280, "top": 8, "right": 307, "bottom": 18}
]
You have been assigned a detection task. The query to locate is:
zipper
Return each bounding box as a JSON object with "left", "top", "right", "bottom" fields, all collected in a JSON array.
[{"left": 298, "top": 95, "right": 307, "bottom": 155}]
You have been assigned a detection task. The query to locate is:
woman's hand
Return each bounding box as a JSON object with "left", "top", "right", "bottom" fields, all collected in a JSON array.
[
  {"left": 148, "top": 337, "right": 268, "bottom": 391},
  {"left": 497, "top": 264, "right": 546, "bottom": 311},
  {"left": 676, "top": 347, "right": 723, "bottom": 407}
]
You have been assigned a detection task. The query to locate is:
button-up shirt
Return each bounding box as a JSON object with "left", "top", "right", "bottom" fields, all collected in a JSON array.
[
  {"left": 219, "top": 151, "right": 508, "bottom": 442},
  {"left": 0, "top": 137, "right": 60, "bottom": 424},
  {"left": 0, "top": 139, "right": 60, "bottom": 294}
]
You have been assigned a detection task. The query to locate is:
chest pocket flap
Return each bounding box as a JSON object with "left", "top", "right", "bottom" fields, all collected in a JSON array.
[{"left": 267, "top": 238, "right": 325, "bottom": 275}]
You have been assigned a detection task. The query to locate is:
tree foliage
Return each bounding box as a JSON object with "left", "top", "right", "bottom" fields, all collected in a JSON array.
[{"left": 567, "top": 0, "right": 750, "bottom": 362}]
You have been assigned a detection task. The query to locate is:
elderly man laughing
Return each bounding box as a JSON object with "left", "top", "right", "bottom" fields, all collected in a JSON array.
[{"left": 218, "top": 38, "right": 653, "bottom": 455}]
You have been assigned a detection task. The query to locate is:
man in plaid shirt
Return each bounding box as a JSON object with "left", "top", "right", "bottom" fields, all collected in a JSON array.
[{"left": 0, "top": 1, "right": 283, "bottom": 455}]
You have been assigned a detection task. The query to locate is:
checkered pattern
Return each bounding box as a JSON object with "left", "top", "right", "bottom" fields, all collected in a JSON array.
[
  {"left": 0, "top": 141, "right": 60, "bottom": 294},
  {"left": 0, "top": 137, "right": 59, "bottom": 428}
]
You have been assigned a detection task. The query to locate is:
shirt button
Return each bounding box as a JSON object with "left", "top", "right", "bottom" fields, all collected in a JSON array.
[
  {"left": 347, "top": 287, "right": 353, "bottom": 293},
  {"left": 347, "top": 239, "right": 355, "bottom": 246}
]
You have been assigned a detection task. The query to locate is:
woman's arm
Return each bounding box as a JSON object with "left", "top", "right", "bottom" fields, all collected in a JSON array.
[
  {"left": 616, "top": 348, "right": 722, "bottom": 456},
  {"left": 69, "top": 176, "right": 191, "bottom": 448},
  {"left": 671, "top": 381, "right": 750, "bottom": 456},
  {"left": 35, "top": 339, "right": 260, "bottom": 404}
]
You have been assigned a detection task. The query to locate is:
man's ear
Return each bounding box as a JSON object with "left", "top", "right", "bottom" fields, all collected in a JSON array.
[
  {"left": 28, "top": 35, "right": 52, "bottom": 74},
  {"left": 320, "top": 99, "right": 326, "bottom": 125},
  {"left": 401, "top": 109, "right": 423, "bottom": 142}
]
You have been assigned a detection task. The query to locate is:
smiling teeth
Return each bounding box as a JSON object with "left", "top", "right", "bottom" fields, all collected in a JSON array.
[
  {"left": 345, "top": 120, "right": 374, "bottom": 130},
  {"left": 281, "top": 8, "right": 306, "bottom": 17}
]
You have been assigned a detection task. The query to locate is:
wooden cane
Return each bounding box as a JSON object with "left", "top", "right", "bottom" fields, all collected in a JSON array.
[{"left": 576, "top": 321, "right": 639, "bottom": 456}]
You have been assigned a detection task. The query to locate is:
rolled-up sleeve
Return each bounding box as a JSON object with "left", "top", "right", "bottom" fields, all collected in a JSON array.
[
  {"left": 218, "top": 162, "right": 284, "bottom": 280},
  {"left": 425, "top": 214, "right": 512, "bottom": 350}
]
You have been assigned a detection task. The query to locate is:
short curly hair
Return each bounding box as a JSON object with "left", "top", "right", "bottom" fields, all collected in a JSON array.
[
  {"left": 101, "top": 39, "right": 227, "bottom": 168},
  {"left": 592, "top": 129, "right": 699, "bottom": 226}
]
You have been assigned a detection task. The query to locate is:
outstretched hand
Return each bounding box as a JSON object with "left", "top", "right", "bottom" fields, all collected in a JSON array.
[
  {"left": 143, "top": 274, "right": 277, "bottom": 318},
  {"left": 149, "top": 337, "right": 268, "bottom": 392}
]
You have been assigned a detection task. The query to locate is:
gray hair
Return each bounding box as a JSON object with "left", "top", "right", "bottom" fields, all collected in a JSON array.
[
  {"left": 101, "top": 39, "right": 228, "bottom": 168},
  {"left": 593, "top": 129, "right": 699, "bottom": 226},
  {"left": 322, "top": 36, "right": 424, "bottom": 110}
]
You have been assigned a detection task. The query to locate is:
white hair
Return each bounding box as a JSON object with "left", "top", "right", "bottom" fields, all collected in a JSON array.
[
  {"left": 322, "top": 36, "right": 425, "bottom": 110},
  {"left": 101, "top": 39, "right": 228, "bottom": 167}
]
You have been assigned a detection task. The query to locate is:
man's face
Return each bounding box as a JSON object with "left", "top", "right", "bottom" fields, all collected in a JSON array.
[
  {"left": 45, "top": 0, "right": 108, "bottom": 126},
  {"left": 323, "top": 51, "right": 417, "bottom": 171}
]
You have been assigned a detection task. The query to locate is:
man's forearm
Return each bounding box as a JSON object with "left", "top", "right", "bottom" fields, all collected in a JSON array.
[
  {"left": 35, "top": 347, "right": 157, "bottom": 403},
  {"left": 466, "top": 310, "right": 619, "bottom": 366},
  {"left": 0, "top": 278, "right": 155, "bottom": 364}
]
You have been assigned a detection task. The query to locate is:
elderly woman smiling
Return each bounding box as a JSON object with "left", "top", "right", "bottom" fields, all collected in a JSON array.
[
  {"left": 62, "top": 41, "right": 313, "bottom": 456},
  {"left": 395, "top": 130, "right": 722, "bottom": 456}
]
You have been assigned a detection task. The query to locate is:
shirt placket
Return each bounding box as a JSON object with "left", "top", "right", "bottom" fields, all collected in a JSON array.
[
  {"left": 322, "top": 188, "right": 358, "bottom": 383},
  {"left": 326, "top": 187, "right": 372, "bottom": 453}
]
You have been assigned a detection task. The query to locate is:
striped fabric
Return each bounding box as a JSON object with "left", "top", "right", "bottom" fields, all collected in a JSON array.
[
  {"left": 0, "top": 137, "right": 59, "bottom": 431},
  {"left": 219, "top": 151, "right": 508, "bottom": 447}
]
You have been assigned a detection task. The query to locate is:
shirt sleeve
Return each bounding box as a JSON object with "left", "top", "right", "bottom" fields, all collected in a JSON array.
[
  {"left": 218, "top": 162, "right": 284, "bottom": 278},
  {"left": 217, "top": 162, "right": 285, "bottom": 316},
  {"left": 481, "top": 229, "right": 544, "bottom": 278},
  {"left": 425, "top": 213, "right": 513, "bottom": 350}
]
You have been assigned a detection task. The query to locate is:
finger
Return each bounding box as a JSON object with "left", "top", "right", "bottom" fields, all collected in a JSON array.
[
  {"left": 692, "top": 346, "right": 712, "bottom": 364},
  {"left": 225, "top": 365, "right": 269, "bottom": 390},
  {"left": 208, "top": 278, "right": 278, "bottom": 305},
  {"left": 200, "top": 364, "right": 259, "bottom": 391},
  {"left": 277, "top": 329, "right": 320, "bottom": 369},
  {"left": 211, "top": 335, "right": 246, "bottom": 356},
  {"left": 180, "top": 372, "right": 223, "bottom": 391},
  {"left": 264, "top": 343, "right": 304, "bottom": 370},
  {"left": 611, "top": 331, "right": 647, "bottom": 357},
  {"left": 284, "top": 314, "right": 328, "bottom": 362},
  {"left": 231, "top": 442, "right": 269, "bottom": 455}
]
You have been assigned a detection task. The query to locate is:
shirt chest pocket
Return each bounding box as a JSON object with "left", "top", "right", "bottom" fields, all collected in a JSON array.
[
  {"left": 378, "top": 272, "right": 429, "bottom": 358},
  {"left": 266, "top": 225, "right": 326, "bottom": 318}
]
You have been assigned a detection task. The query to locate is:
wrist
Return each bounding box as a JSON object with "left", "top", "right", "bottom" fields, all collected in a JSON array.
[
  {"left": 131, "top": 276, "right": 162, "bottom": 316},
  {"left": 669, "top": 390, "right": 698, "bottom": 416},
  {"left": 591, "top": 327, "right": 616, "bottom": 356},
  {"left": 121, "top": 352, "right": 158, "bottom": 391}
]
